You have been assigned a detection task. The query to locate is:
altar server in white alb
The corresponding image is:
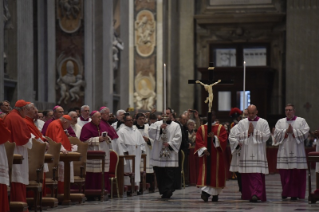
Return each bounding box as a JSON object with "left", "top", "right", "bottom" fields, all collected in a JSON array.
[
  {"left": 313, "top": 131, "right": 319, "bottom": 175},
  {"left": 274, "top": 104, "right": 309, "bottom": 200},
  {"left": 234, "top": 105, "right": 270, "bottom": 202},
  {"left": 149, "top": 108, "right": 182, "bottom": 199},
  {"left": 117, "top": 114, "right": 146, "bottom": 188},
  {"left": 134, "top": 113, "right": 154, "bottom": 174}
]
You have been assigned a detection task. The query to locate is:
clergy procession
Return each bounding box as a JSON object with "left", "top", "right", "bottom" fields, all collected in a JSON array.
[{"left": 0, "top": 97, "right": 317, "bottom": 212}]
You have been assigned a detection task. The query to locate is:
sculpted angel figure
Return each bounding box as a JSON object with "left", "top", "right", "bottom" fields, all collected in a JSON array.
[{"left": 196, "top": 80, "right": 221, "bottom": 112}]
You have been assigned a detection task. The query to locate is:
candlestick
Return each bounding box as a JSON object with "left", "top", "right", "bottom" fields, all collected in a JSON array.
[
  {"left": 163, "top": 63, "right": 166, "bottom": 114},
  {"left": 243, "top": 61, "right": 246, "bottom": 110}
]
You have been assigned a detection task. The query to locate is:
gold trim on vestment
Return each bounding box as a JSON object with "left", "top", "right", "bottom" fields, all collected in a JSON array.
[{"left": 193, "top": 125, "right": 205, "bottom": 155}]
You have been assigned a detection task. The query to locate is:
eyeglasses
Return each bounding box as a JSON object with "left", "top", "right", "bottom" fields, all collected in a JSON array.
[{"left": 285, "top": 109, "right": 293, "bottom": 112}]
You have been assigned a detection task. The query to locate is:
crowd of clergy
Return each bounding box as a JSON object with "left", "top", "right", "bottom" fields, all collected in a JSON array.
[{"left": 0, "top": 99, "right": 317, "bottom": 211}]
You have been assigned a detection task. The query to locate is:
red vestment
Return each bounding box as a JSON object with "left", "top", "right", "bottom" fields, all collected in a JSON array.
[
  {"left": 24, "top": 116, "right": 46, "bottom": 141},
  {"left": 4, "top": 109, "right": 30, "bottom": 207},
  {"left": 195, "top": 124, "right": 228, "bottom": 188},
  {"left": 4, "top": 109, "right": 31, "bottom": 146},
  {"left": 45, "top": 119, "right": 71, "bottom": 151},
  {"left": 0, "top": 118, "right": 10, "bottom": 212},
  {"left": 45, "top": 119, "right": 71, "bottom": 194}
]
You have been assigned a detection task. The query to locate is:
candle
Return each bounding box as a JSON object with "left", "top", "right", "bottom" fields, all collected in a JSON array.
[
  {"left": 163, "top": 64, "right": 166, "bottom": 114},
  {"left": 243, "top": 61, "right": 246, "bottom": 110}
]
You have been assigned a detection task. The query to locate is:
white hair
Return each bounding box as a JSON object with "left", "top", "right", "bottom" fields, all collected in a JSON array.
[
  {"left": 100, "top": 107, "right": 110, "bottom": 114},
  {"left": 68, "top": 111, "right": 77, "bottom": 116},
  {"left": 81, "top": 105, "right": 90, "bottom": 111},
  {"left": 25, "top": 103, "right": 34, "bottom": 110},
  {"left": 116, "top": 109, "right": 126, "bottom": 116},
  {"left": 187, "top": 119, "right": 195, "bottom": 125}
]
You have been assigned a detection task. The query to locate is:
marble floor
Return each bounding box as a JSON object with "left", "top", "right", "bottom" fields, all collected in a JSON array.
[{"left": 45, "top": 172, "right": 319, "bottom": 212}]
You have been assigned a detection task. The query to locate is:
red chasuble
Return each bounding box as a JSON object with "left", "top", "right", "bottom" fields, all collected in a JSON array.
[
  {"left": 194, "top": 124, "right": 228, "bottom": 188},
  {"left": 4, "top": 109, "right": 31, "bottom": 146},
  {"left": 46, "top": 119, "right": 71, "bottom": 151}
]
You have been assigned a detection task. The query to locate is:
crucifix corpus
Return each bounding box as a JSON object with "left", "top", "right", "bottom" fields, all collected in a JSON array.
[{"left": 188, "top": 62, "right": 227, "bottom": 185}]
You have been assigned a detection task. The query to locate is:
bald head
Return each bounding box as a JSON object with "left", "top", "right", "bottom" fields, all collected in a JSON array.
[
  {"left": 53, "top": 106, "right": 64, "bottom": 119},
  {"left": 247, "top": 105, "right": 258, "bottom": 120},
  {"left": 179, "top": 114, "right": 188, "bottom": 126},
  {"left": 91, "top": 111, "right": 101, "bottom": 126}
]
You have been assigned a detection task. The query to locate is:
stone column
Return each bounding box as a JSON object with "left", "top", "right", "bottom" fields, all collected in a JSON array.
[
  {"left": 102, "top": 0, "right": 114, "bottom": 111},
  {"left": 37, "top": 0, "right": 46, "bottom": 102},
  {"left": 178, "top": 0, "right": 194, "bottom": 113},
  {"left": 17, "top": 0, "right": 33, "bottom": 101},
  {"left": 84, "top": 0, "right": 94, "bottom": 108},
  {"left": 119, "top": 0, "right": 131, "bottom": 109},
  {"left": 47, "top": 0, "right": 56, "bottom": 103},
  {"left": 156, "top": 0, "right": 164, "bottom": 112},
  {"left": 0, "top": 0, "right": 4, "bottom": 100}
]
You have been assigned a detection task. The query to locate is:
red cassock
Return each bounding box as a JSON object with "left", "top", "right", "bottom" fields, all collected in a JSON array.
[
  {"left": 0, "top": 118, "right": 10, "bottom": 212},
  {"left": 194, "top": 124, "right": 228, "bottom": 188}
]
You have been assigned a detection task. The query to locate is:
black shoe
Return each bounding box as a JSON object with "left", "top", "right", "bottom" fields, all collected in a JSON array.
[
  {"left": 201, "top": 191, "right": 210, "bottom": 202},
  {"left": 282, "top": 196, "right": 287, "bottom": 199},
  {"left": 291, "top": 197, "right": 297, "bottom": 200},
  {"left": 250, "top": 195, "right": 258, "bottom": 202},
  {"left": 212, "top": 195, "right": 218, "bottom": 202},
  {"left": 166, "top": 190, "right": 172, "bottom": 198}
]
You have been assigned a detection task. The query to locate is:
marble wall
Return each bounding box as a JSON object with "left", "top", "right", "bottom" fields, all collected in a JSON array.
[{"left": 286, "top": 0, "right": 319, "bottom": 129}]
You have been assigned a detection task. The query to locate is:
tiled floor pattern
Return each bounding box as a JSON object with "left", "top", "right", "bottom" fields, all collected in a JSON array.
[{"left": 45, "top": 172, "right": 319, "bottom": 212}]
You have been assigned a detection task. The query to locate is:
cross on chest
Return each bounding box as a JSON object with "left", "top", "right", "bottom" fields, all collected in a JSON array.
[
  {"left": 250, "top": 154, "right": 255, "bottom": 159},
  {"left": 289, "top": 151, "right": 294, "bottom": 156}
]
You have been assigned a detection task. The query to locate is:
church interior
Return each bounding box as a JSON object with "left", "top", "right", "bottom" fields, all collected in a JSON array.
[{"left": 1, "top": 0, "right": 319, "bottom": 211}]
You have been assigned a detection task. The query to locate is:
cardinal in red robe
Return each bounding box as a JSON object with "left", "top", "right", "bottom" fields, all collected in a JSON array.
[
  {"left": 46, "top": 115, "right": 72, "bottom": 193},
  {"left": 195, "top": 121, "right": 228, "bottom": 202},
  {"left": 4, "top": 100, "right": 32, "bottom": 211},
  {"left": 0, "top": 118, "right": 11, "bottom": 212}
]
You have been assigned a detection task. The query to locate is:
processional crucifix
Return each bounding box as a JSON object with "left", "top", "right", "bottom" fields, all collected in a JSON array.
[{"left": 188, "top": 62, "right": 232, "bottom": 185}]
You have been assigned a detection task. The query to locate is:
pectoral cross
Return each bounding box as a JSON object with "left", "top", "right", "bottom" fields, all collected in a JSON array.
[
  {"left": 250, "top": 154, "right": 255, "bottom": 160},
  {"left": 289, "top": 151, "right": 294, "bottom": 156},
  {"left": 188, "top": 62, "right": 233, "bottom": 185}
]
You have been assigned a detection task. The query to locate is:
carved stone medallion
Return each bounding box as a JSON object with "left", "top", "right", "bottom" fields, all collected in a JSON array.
[
  {"left": 135, "top": 10, "right": 156, "bottom": 57},
  {"left": 134, "top": 72, "right": 156, "bottom": 110}
]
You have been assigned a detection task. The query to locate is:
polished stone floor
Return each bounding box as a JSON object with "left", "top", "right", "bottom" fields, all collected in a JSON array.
[{"left": 46, "top": 172, "right": 319, "bottom": 212}]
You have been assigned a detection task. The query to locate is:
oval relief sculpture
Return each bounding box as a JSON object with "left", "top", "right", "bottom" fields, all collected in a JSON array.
[
  {"left": 135, "top": 10, "right": 156, "bottom": 57},
  {"left": 57, "top": 0, "right": 83, "bottom": 33},
  {"left": 134, "top": 72, "right": 156, "bottom": 110}
]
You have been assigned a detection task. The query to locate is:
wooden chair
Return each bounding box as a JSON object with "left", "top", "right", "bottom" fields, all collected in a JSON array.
[
  {"left": 124, "top": 155, "right": 136, "bottom": 196},
  {"left": 307, "top": 151, "right": 319, "bottom": 204},
  {"left": 69, "top": 137, "right": 88, "bottom": 194},
  {"left": 139, "top": 154, "right": 147, "bottom": 194},
  {"left": 4, "top": 142, "right": 29, "bottom": 212},
  {"left": 26, "top": 139, "right": 46, "bottom": 212},
  {"left": 45, "top": 137, "right": 61, "bottom": 198},
  {"left": 181, "top": 150, "right": 186, "bottom": 189},
  {"left": 109, "top": 150, "right": 120, "bottom": 198}
]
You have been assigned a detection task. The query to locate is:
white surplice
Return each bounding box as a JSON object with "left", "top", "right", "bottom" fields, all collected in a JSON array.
[
  {"left": 234, "top": 118, "right": 270, "bottom": 174},
  {"left": 148, "top": 120, "right": 182, "bottom": 167},
  {"left": 71, "top": 123, "right": 82, "bottom": 139},
  {"left": 12, "top": 138, "right": 33, "bottom": 185},
  {"left": 313, "top": 139, "right": 319, "bottom": 173},
  {"left": 274, "top": 117, "right": 309, "bottom": 169},
  {"left": 134, "top": 124, "right": 154, "bottom": 173},
  {"left": 111, "top": 121, "right": 125, "bottom": 132},
  {"left": 229, "top": 125, "right": 240, "bottom": 172},
  {"left": 84, "top": 135, "right": 111, "bottom": 172},
  {"left": 0, "top": 144, "right": 9, "bottom": 186},
  {"left": 117, "top": 126, "right": 146, "bottom": 184},
  {"left": 77, "top": 117, "right": 92, "bottom": 127},
  {"left": 34, "top": 119, "right": 45, "bottom": 131}
]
